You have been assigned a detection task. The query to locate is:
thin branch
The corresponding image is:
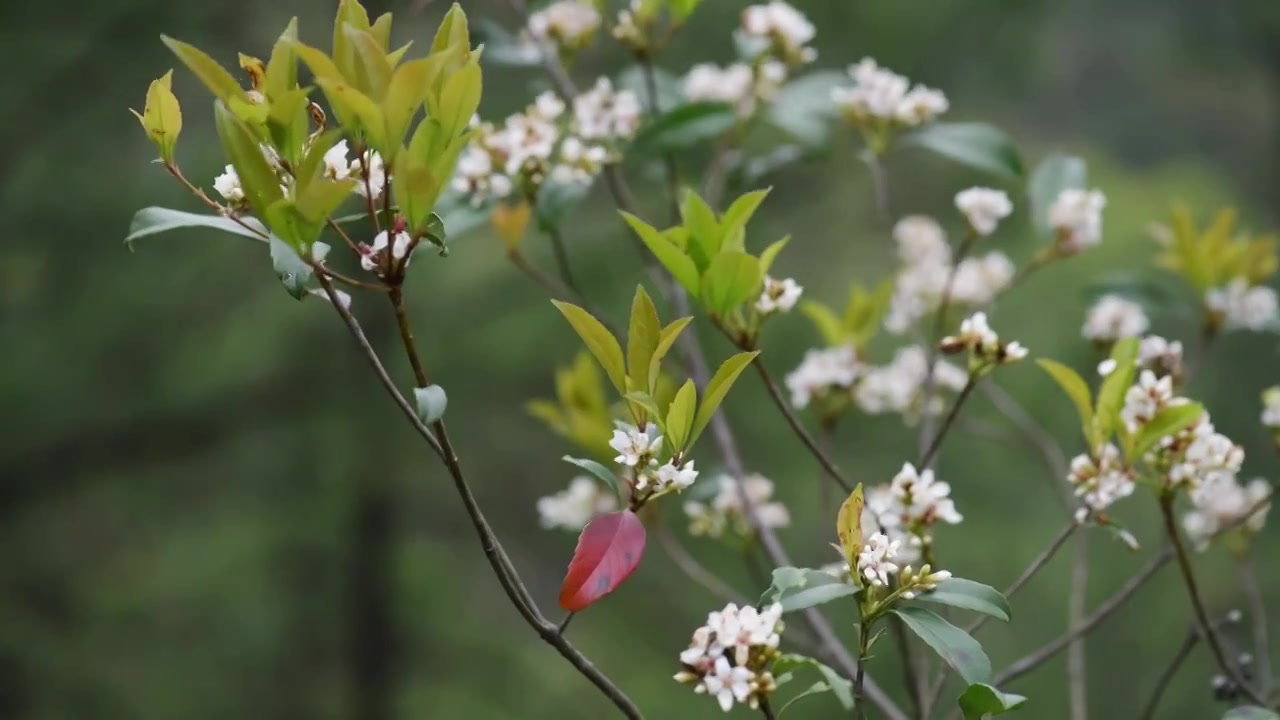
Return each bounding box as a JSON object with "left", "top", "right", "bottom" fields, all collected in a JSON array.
[
  {"left": 750, "top": 358, "right": 853, "bottom": 492},
  {"left": 315, "top": 272, "right": 644, "bottom": 719},
  {"left": 966, "top": 522, "right": 1078, "bottom": 636},
  {"left": 654, "top": 523, "right": 748, "bottom": 605},
  {"left": 917, "top": 377, "right": 978, "bottom": 470},
  {"left": 916, "top": 231, "right": 979, "bottom": 466},
  {"left": 545, "top": 226, "right": 584, "bottom": 298},
  {"left": 889, "top": 612, "right": 923, "bottom": 718},
  {"left": 861, "top": 149, "right": 890, "bottom": 225},
  {"left": 1236, "top": 549, "right": 1273, "bottom": 698},
  {"left": 1159, "top": 494, "right": 1265, "bottom": 705},
  {"left": 1139, "top": 613, "right": 1237, "bottom": 720}
]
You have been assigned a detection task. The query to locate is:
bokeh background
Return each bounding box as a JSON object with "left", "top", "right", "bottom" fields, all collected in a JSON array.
[{"left": 4, "top": 0, "right": 1280, "bottom": 718}]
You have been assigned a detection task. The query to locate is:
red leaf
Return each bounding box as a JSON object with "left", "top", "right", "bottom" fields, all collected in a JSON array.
[{"left": 558, "top": 510, "right": 647, "bottom": 612}]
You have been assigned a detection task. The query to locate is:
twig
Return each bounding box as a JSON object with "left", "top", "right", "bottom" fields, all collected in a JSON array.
[
  {"left": 917, "top": 377, "right": 978, "bottom": 470},
  {"left": 1138, "top": 613, "right": 1237, "bottom": 720},
  {"left": 545, "top": 226, "right": 584, "bottom": 297},
  {"left": 654, "top": 523, "right": 748, "bottom": 605},
  {"left": 315, "top": 272, "right": 645, "bottom": 719},
  {"left": 861, "top": 150, "right": 890, "bottom": 225},
  {"left": 1159, "top": 494, "right": 1264, "bottom": 705},
  {"left": 750, "top": 358, "right": 853, "bottom": 492},
  {"left": 1236, "top": 549, "right": 1273, "bottom": 698},
  {"left": 889, "top": 612, "right": 923, "bottom": 718},
  {"left": 916, "top": 232, "right": 979, "bottom": 466},
  {"left": 966, "top": 522, "right": 1078, "bottom": 636},
  {"left": 558, "top": 612, "right": 576, "bottom": 636}
]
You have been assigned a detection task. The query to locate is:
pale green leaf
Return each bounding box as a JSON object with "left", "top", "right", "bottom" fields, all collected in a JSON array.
[
  {"left": 552, "top": 301, "right": 627, "bottom": 395},
  {"left": 1131, "top": 402, "right": 1204, "bottom": 460},
  {"left": 762, "top": 568, "right": 860, "bottom": 613},
  {"left": 702, "top": 252, "right": 762, "bottom": 318},
  {"left": 562, "top": 456, "right": 623, "bottom": 501},
  {"left": 621, "top": 211, "right": 700, "bottom": 297},
  {"left": 627, "top": 286, "right": 661, "bottom": 393},
  {"left": 162, "top": 36, "right": 246, "bottom": 103},
  {"left": 1095, "top": 337, "right": 1139, "bottom": 442},
  {"left": 125, "top": 207, "right": 267, "bottom": 249},
  {"left": 665, "top": 380, "right": 697, "bottom": 453},
  {"left": 1036, "top": 359, "right": 1095, "bottom": 447},
  {"left": 690, "top": 351, "right": 759, "bottom": 445},
  {"left": 648, "top": 317, "right": 694, "bottom": 389}
]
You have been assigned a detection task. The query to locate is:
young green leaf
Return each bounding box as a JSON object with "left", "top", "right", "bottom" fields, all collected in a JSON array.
[
  {"left": 381, "top": 56, "right": 432, "bottom": 150},
  {"left": 315, "top": 78, "right": 387, "bottom": 151},
  {"left": 437, "top": 59, "right": 483, "bottom": 139},
  {"left": 621, "top": 212, "right": 701, "bottom": 297},
  {"left": 902, "top": 122, "right": 1024, "bottom": 179},
  {"left": 690, "top": 351, "right": 760, "bottom": 445},
  {"left": 648, "top": 317, "right": 694, "bottom": 390},
  {"left": 551, "top": 301, "right": 628, "bottom": 395},
  {"left": 758, "top": 236, "right": 790, "bottom": 276},
  {"left": 214, "top": 101, "right": 284, "bottom": 223},
  {"left": 1028, "top": 154, "right": 1086, "bottom": 237},
  {"left": 623, "top": 391, "right": 664, "bottom": 429},
  {"left": 131, "top": 70, "right": 182, "bottom": 163},
  {"left": 958, "top": 683, "right": 1027, "bottom": 719},
  {"left": 431, "top": 2, "right": 471, "bottom": 55},
  {"left": 562, "top": 456, "right": 623, "bottom": 501},
  {"left": 413, "top": 384, "right": 448, "bottom": 423},
  {"left": 1036, "top": 359, "right": 1096, "bottom": 447},
  {"left": 1094, "top": 337, "right": 1139, "bottom": 442},
  {"left": 681, "top": 189, "right": 723, "bottom": 259},
  {"left": 762, "top": 568, "right": 860, "bottom": 613},
  {"left": 343, "top": 24, "right": 392, "bottom": 99},
  {"left": 836, "top": 484, "right": 864, "bottom": 568},
  {"left": 627, "top": 286, "right": 661, "bottom": 393},
  {"left": 913, "top": 578, "right": 1011, "bottom": 622},
  {"left": 161, "top": 36, "right": 246, "bottom": 104},
  {"left": 1131, "top": 402, "right": 1204, "bottom": 460},
  {"left": 665, "top": 380, "right": 698, "bottom": 453},
  {"left": 800, "top": 301, "right": 846, "bottom": 346},
  {"left": 125, "top": 207, "right": 268, "bottom": 249},
  {"left": 893, "top": 606, "right": 992, "bottom": 685},
  {"left": 701, "top": 252, "right": 762, "bottom": 318},
  {"left": 265, "top": 18, "right": 300, "bottom": 100},
  {"left": 719, "top": 188, "right": 771, "bottom": 248},
  {"left": 772, "top": 654, "right": 855, "bottom": 710}
]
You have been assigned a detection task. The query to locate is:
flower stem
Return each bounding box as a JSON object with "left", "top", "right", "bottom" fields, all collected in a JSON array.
[{"left": 854, "top": 622, "right": 871, "bottom": 720}]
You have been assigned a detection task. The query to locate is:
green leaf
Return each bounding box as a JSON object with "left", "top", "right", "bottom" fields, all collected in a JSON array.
[
  {"left": 958, "top": 683, "right": 1027, "bottom": 719},
  {"left": 668, "top": 0, "right": 703, "bottom": 22},
  {"left": 162, "top": 36, "right": 246, "bottom": 103},
  {"left": 719, "top": 188, "right": 771, "bottom": 249},
  {"left": 758, "top": 236, "right": 790, "bottom": 276},
  {"left": 332, "top": 0, "right": 371, "bottom": 83},
  {"left": 648, "top": 317, "right": 693, "bottom": 389},
  {"left": 690, "top": 351, "right": 759, "bottom": 445},
  {"left": 1131, "top": 402, "right": 1204, "bottom": 460},
  {"left": 632, "top": 101, "right": 738, "bottom": 153},
  {"left": 1094, "top": 337, "right": 1139, "bottom": 443},
  {"left": 1036, "top": 359, "right": 1096, "bottom": 447},
  {"left": 764, "top": 70, "right": 846, "bottom": 149},
  {"left": 836, "top": 485, "right": 864, "bottom": 568},
  {"left": 623, "top": 391, "right": 664, "bottom": 429},
  {"left": 902, "top": 122, "right": 1024, "bottom": 179},
  {"left": 131, "top": 70, "right": 182, "bottom": 163},
  {"left": 269, "top": 235, "right": 314, "bottom": 299},
  {"left": 295, "top": 177, "right": 358, "bottom": 225},
  {"left": 265, "top": 18, "right": 300, "bottom": 100},
  {"left": 621, "top": 211, "right": 700, "bottom": 297},
  {"left": 125, "top": 207, "right": 267, "bottom": 249},
  {"left": 413, "top": 384, "right": 448, "bottom": 423},
  {"left": 382, "top": 57, "right": 432, "bottom": 151},
  {"left": 1028, "top": 154, "right": 1086, "bottom": 237},
  {"left": 800, "top": 301, "right": 845, "bottom": 346},
  {"left": 316, "top": 78, "right": 387, "bottom": 151},
  {"left": 551, "top": 301, "right": 627, "bottom": 395},
  {"left": 913, "top": 578, "right": 1011, "bottom": 622},
  {"left": 762, "top": 568, "right": 860, "bottom": 613},
  {"left": 665, "top": 380, "right": 697, "bottom": 453},
  {"left": 1224, "top": 707, "right": 1280, "bottom": 720},
  {"left": 431, "top": 2, "right": 471, "bottom": 55},
  {"left": 680, "top": 189, "right": 723, "bottom": 261},
  {"left": 627, "top": 286, "right": 662, "bottom": 394},
  {"left": 702, "top": 252, "right": 762, "bottom": 318},
  {"left": 266, "top": 87, "right": 312, "bottom": 169},
  {"left": 893, "top": 606, "right": 992, "bottom": 685},
  {"left": 562, "top": 456, "right": 623, "bottom": 501},
  {"left": 437, "top": 59, "right": 482, "bottom": 139},
  {"left": 214, "top": 101, "right": 284, "bottom": 224},
  {"left": 343, "top": 23, "right": 393, "bottom": 99},
  {"left": 773, "top": 654, "right": 855, "bottom": 711}
]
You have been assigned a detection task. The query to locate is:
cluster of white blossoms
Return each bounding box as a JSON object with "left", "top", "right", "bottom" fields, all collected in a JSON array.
[
  {"left": 831, "top": 58, "right": 949, "bottom": 128},
  {"left": 858, "top": 464, "right": 963, "bottom": 566},
  {"left": 525, "top": 0, "right": 601, "bottom": 53},
  {"left": 676, "top": 603, "right": 784, "bottom": 712},
  {"left": 453, "top": 84, "right": 640, "bottom": 206},
  {"left": 212, "top": 139, "right": 389, "bottom": 211},
  {"left": 685, "top": 474, "right": 790, "bottom": 539},
  {"left": 684, "top": 61, "right": 788, "bottom": 117},
  {"left": 537, "top": 476, "right": 618, "bottom": 531},
  {"left": 884, "top": 216, "right": 1015, "bottom": 335},
  {"left": 1048, "top": 188, "right": 1107, "bottom": 254},
  {"left": 1183, "top": 474, "right": 1272, "bottom": 550},
  {"left": 359, "top": 227, "right": 415, "bottom": 272},
  {"left": 856, "top": 532, "right": 900, "bottom": 587},
  {"left": 955, "top": 187, "right": 1014, "bottom": 237},
  {"left": 755, "top": 276, "right": 803, "bottom": 315},
  {"left": 1082, "top": 295, "right": 1150, "bottom": 343},
  {"left": 1097, "top": 334, "right": 1184, "bottom": 381},
  {"left": 740, "top": 1, "right": 817, "bottom": 65},
  {"left": 855, "top": 345, "right": 969, "bottom": 420},
  {"left": 1067, "top": 444, "right": 1134, "bottom": 513},
  {"left": 1206, "top": 278, "right": 1279, "bottom": 331},
  {"left": 609, "top": 423, "right": 698, "bottom": 495},
  {"left": 941, "top": 312, "right": 1028, "bottom": 365},
  {"left": 784, "top": 344, "right": 863, "bottom": 409}
]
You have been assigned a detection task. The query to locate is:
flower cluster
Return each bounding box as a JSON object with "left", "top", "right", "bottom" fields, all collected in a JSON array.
[
  {"left": 1048, "top": 188, "right": 1107, "bottom": 254},
  {"left": 1205, "top": 278, "right": 1279, "bottom": 332},
  {"left": 740, "top": 1, "right": 816, "bottom": 66},
  {"left": 212, "top": 140, "right": 388, "bottom": 210},
  {"left": 684, "top": 61, "right": 788, "bottom": 117},
  {"left": 859, "top": 464, "right": 963, "bottom": 565},
  {"left": 1183, "top": 474, "right": 1271, "bottom": 550},
  {"left": 941, "top": 312, "right": 1028, "bottom": 366},
  {"left": 855, "top": 345, "right": 969, "bottom": 421},
  {"left": 884, "top": 216, "right": 1015, "bottom": 335},
  {"left": 955, "top": 187, "right": 1013, "bottom": 237},
  {"left": 784, "top": 344, "right": 863, "bottom": 410},
  {"left": 854, "top": 531, "right": 951, "bottom": 596},
  {"left": 609, "top": 423, "right": 698, "bottom": 495},
  {"left": 676, "top": 603, "right": 784, "bottom": 712},
  {"left": 755, "top": 276, "right": 803, "bottom": 315},
  {"left": 452, "top": 84, "right": 640, "bottom": 206},
  {"left": 525, "top": 0, "right": 601, "bottom": 54},
  {"left": 1067, "top": 444, "right": 1135, "bottom": 513},
  {"left": 537, "top": 476, "right": 618, "bottom": 531},
  {"left": 1082, "top": 295, "right": 1149, "bottom": 343},
  {"left": 685, "top": 474, "right": 791, "bottom": 539},
  {"left": 1097, "top": 334, "right": 1184, "bottom": 382},
  {"left": 831, "top": 58, "right": 948, "bottom": 130}
]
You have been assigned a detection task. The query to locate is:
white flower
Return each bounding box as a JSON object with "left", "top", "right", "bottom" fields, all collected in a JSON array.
[
  {"left": 527, "top": 0, "right": 600, "bottom": 50},
  {"left": 641, "top": 459, "right": 698, "bottom": 493},
  {"left": 831, "top": 58, "right": 947, "bottom": 127},
  {"left": 676, "top": 603, "right": 782, "bottom": 711},
  {"left": 1169, "top": 418, "right": 1244, "bottom": 490},
  {"left": 855, "top": 345, "right": 966, "bottom": 420},
  {"left": 1184, "top": 475, "right": 1272, "bottom": 550},
  {"left": 741, "top": 1, "right": 816, "bottom": 64},
  {"left": 891, "top": 463, "right": 963, "bottom": 525},
  {"left": 685, "top": 63, "right": 755, "bottom": 111},
  {"left": 1083, "top": 295, "right": 1150, "bottom": 342},
  {"left": 1048, "top": 188, "right": 1106, "bottom": 253},
  {"left": 213, "top": 165, "right": 245, "bottom": 204},
  {"left": 537, "top": 476, "right": 618, "bottom": 531},
  {"left": 609, "top": 424, "right": 663, "bottom": 467},
  {"left": 573, "top": 78, "right": 642, "bottom": 143},
  {"left": 784, "top": 344, "right": 863, "bottom": 409},
  {"left": 1100, "top": 335, "right": 1184, "bottom": 379},
  {"left": 1067, "top": 444, "right": 1134, "bottom": 512},
  {"left": 894, "top": 216, "right": 950, "bottom": 265},
  {"left": 351, "top": 150, "right": 387, "bottom": 201},
  {"left": 533, "top": 91, "right": 566, "bottom": 121},
  {"left": 323, "top": 140, "right": 351, "bottom": 180},
  {"left": 895, "top": 86, "right": 950, "bottom": 126},
  {"left": 756, "top": 276, "right": 803, "bottom": 314},
  {"left": 950, "top": 252, "right": 1015, "bottom": 305},
  {"left": 362, "top": 230, "right": 414, "bottom": 271},
  {"left": 955, "top": 187, "right": 1013, "bottom": 236},
  {"left": 1120, "top": 370, "right": 1179, "bottom": 432},
  {"left": 857, "top": 532, "right": 900, "bottom": 587},
  {"left": 943, "top": 312, "right": 1026, "bottom": 364},
  {"left": 702, "top": 657, "right": 754, "bottom": 712},
  {"left": 1262, "top": 387, "right": 1280, "bottom": 429},
  {"left": 1206, "top": 279, "right": 1278, "bottom": 331},
  {"left": 686, "top": 474, "right": 790, "bottom": 538}
]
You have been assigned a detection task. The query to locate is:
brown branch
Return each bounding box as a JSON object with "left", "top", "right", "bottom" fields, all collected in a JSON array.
[
  {"left": 917, "top": 376, "right": 978, "bottom": 470},
  {"left": 1139, "top": 613, "right": 1238, "bottom": 720},
  {"left": 916, "top": 231, "right": 979, "bottom": 467},
  {"left": 749, "top": 358, "right": 853, "bottom": 492}
]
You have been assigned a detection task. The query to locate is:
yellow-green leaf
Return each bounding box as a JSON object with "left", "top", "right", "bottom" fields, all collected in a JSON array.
[
  {"left": 666, "top": 379, "right": 698, "bottom": 453},
  {"left": 437, "top": 59, "right": 482, "bottom": 139},
  {"left": 370, "top": 12, "right": 393, "bottom": 52},
  {"left": 690, "top": 350, "right": 760, "bottom": 445},
  {"left": 214, "top": 101, "right": 283, "bottom": 224},
  {"left": 1095, "top": 337, "right": 1139, "bottom": 443},
  {"left": 702, "top": 251, "right": 762, "bottom": 318},
  {"left": 627, "top": 286, "right": 661, "bottom": 394},
  {"left": 681, "top": 189, "right": 721, "bottom": 264},
  {"left": 265, "top": 18, "right": 300, "bottom": 99},
  {"left": 720, "top": 188, "right": 771, "bottom": 249},
  {"left": 296, "top": 177, "right": 358, "bottom": 225},
  {"left": 621, "top": 211, "right": 700, "bottom": 298},
  {"left": 316, "top": 78, "right": 386, "bottom": 151},
  {"left": 332, "top": 0, "right": 372, "bottom": 84},
  {"left": 343, "top": 23, "right": 392, "bottom": 99},
  {"left": 162, "top": 36, "right": 246, "bottom": 103},
  {"left": 801, "top": 301, "right": 845, "bottom": 346},
  {"left": 623, "top": 390, "right": 664, "bottom": 428},
  {"left": 836, "top": 484, "right": 864, "bottom": 569},
  {"left": 648, "top": 316, "right": 693, "bottom": 389},
  {"left": 1131, "top": 402, "right": 1204, "bottom": 461},
  {"left": 758, "top": 235, "right": 789, "bottom": 275},
  {"left": 131, "top": 70, "right": 182, "bottom": 163},
  {"left": 432, "top": 3, "right": 471, "bottom": 57},
  {"left": 1036, "top": 359, "right": 1095, "bottom": 447},
  {"left": 552, "top": 301, "right": 627, "bottom": 395},
  {"left": 383, "top": 57, "right": 432, "bottom": 154},
  {"left": 266, "top": 87, "right": 311, "bottom": 169}
]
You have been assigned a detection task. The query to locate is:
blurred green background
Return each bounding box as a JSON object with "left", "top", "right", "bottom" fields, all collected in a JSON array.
[{"left": 4, "top": 0, "right": 1280, "bottom": 718}]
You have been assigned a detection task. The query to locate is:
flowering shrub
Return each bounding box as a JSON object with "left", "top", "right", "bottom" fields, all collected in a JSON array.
[{"left": 126, "top": 1, "right": 1278, "bottom": 718}]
